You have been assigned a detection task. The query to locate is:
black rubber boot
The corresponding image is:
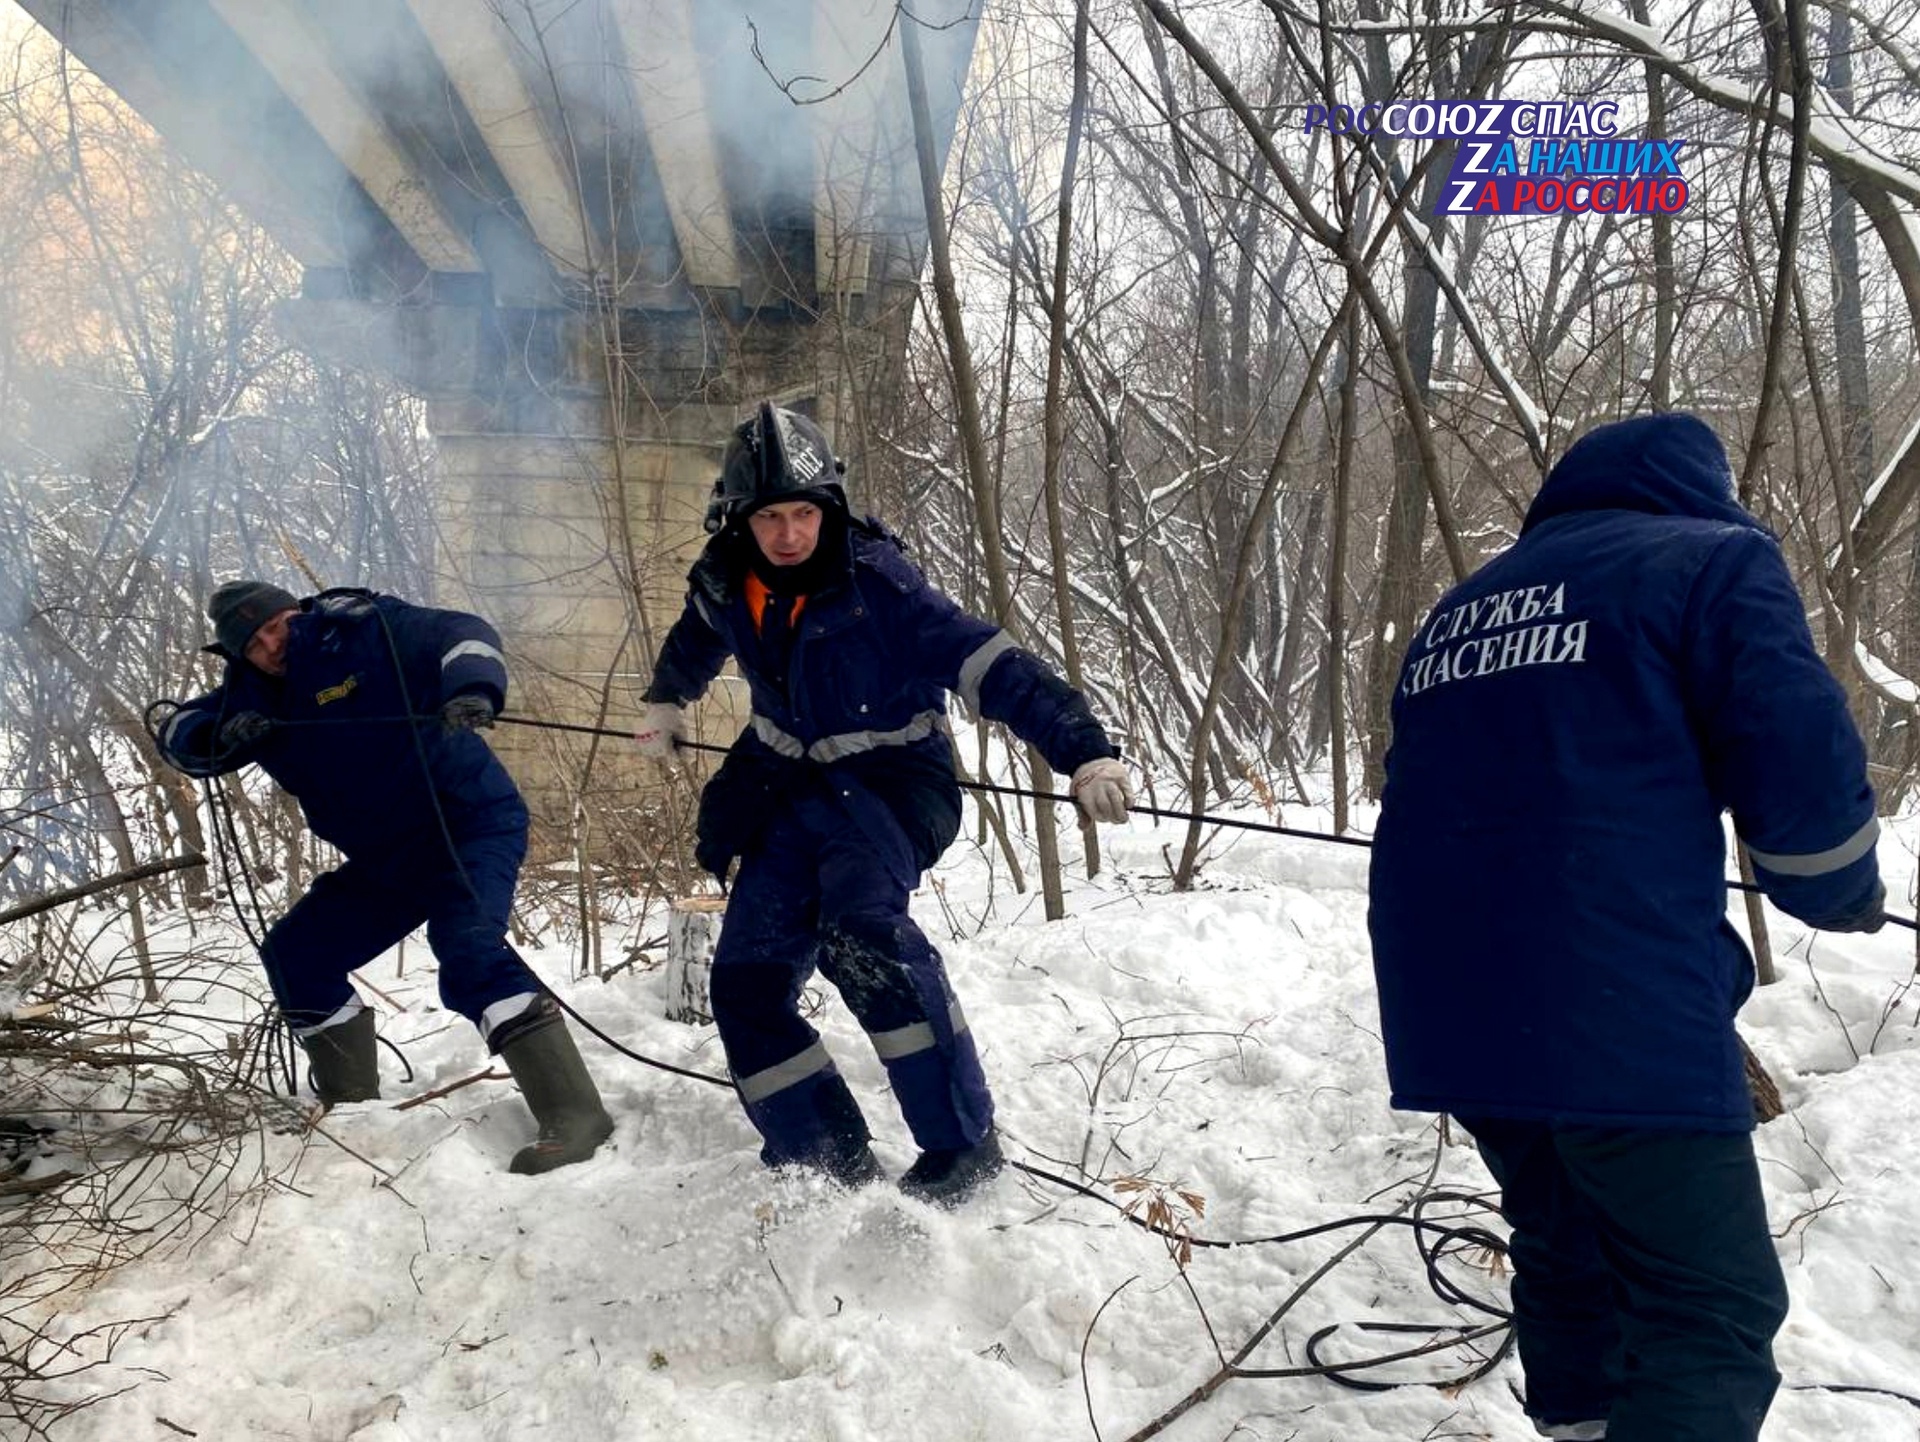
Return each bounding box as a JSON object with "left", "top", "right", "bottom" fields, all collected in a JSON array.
[
  {"left": 301, "top": 1007, "right": 381, "bottom": 1105},
  {"left": 900, "top": 1130, "right": 1004, "bottom": 1207},
  {"left": 497, "top": 999, "right": 614, "bottom": 1175}
]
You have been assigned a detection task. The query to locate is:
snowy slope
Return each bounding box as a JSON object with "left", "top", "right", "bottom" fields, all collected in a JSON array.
[{"left": 24, "top": 808, "right": 1920, "bottom": 1442}]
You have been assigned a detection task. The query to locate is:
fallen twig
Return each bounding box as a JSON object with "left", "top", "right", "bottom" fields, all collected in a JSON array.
[
  {"left": 393, "top": 1068, "right": 509, "bottom": 1111},
  {"left": 0, "top": 853, "right": 206, "bottom": 927}
]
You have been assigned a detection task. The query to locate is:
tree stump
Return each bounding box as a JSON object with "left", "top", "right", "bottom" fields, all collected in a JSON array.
[{"left": 664, "top": 897, "right": 725, "bottom": 1025}]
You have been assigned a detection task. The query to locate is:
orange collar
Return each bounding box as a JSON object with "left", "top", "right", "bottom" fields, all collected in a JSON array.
[{"left": 745, "top": 572, "right": 807, "bottom": 635}]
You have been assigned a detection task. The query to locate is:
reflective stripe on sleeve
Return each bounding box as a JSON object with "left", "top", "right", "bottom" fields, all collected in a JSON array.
[
  {"left": 441, "top": 640, "right": 505, "bottom": 669},
  {"left": 1743, "top": 817, "right": 1879, "bottom": 877},
  {"left": 956, "top": 631, "right": 1017, "bottom": 717}
]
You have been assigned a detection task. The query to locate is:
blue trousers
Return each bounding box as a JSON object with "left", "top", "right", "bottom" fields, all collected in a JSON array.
[
  {"left": 1458, "top": 1117, "right": 1788, "bottom": 1442},
  {"left": 710, "top": 786, "right": 993, "bottom": 1166},
  {"left": 259, "top": 825, "right": 543, "bottom": 1044}
]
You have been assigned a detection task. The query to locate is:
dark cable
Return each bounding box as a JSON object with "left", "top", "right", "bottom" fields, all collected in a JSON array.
[
  {"left": 1295, "top": 1320, "right": 1515, "bottom": 1390},
  {"left": 495, "top": 713, "right": 1919, "bottom": 930},
  {"left": 376, "top": 1033, "right": 415, "bottom": 1084},
  {"left": 147, "top": 699, "right": 301, "bottom": 1096},
  {"left": 1010, "top": 1158, "right": 1514, "bottom": 1389},
  {"left": 1788, "top": 1382, "right": 1920, "bottom": 1411},
  {"left": 539, "top": 988, "right": 730, "bottom": 1087},
  {"left": 360, "top": 606, "right": 731, "bottom": 1086}
]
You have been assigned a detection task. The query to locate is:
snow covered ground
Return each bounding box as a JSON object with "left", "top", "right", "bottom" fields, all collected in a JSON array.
[{"left": 21, "top": 802, "right": 1920, "bottom": 1442}]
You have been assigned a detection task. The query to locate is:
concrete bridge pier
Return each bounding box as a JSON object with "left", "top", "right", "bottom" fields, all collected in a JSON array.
[{"left": 284, "top": 295, "right": 887, "bottom": 836}]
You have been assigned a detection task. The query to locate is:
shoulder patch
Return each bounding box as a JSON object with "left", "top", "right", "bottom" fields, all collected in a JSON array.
[{"left": 315, "top": 674, "right": 360, "bottom": 706}]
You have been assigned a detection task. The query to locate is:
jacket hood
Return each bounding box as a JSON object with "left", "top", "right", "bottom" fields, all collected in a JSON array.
[{"left": 1522, "top": 413, "right": 1761, "bottom": 535}]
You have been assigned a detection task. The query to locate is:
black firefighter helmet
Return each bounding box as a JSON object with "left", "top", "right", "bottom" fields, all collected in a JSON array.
[{"left": 704, "top": 401, "right": 848, "bottom": 534}]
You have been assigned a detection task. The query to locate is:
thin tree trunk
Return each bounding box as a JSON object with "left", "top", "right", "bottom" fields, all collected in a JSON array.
[
  {"left": 1042, "top": 0, "right": 1098, "bottom": 876},
  {"left": 1271, "top": 490, "right": 1326, "bottom": 763},
  {"left": 902, "top": 19, "right": 1065, "bottom": 919},
  {"left": 1361, "top": 146, "right": 1452, "bottom": 799},
  {"left": 1739, "top": 0, "right": 1816, "bottom": 498},
  {"left": 1330, "top": 308, "right": 1360, "bottom": 836},
  {"left": 1824, "top": 6, "right": 1874, "bottom": 501},
  {"left": 1737, "top": 842, "right": 1778, "bottom": 987},
  {"left": 1630, "top": 0, "right": 1676, "bottom": 408}
]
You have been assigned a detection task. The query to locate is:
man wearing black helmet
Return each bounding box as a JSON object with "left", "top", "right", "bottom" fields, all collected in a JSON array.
[{"left": 635, "top": 401, "right": 1131, "bottom": 1205}]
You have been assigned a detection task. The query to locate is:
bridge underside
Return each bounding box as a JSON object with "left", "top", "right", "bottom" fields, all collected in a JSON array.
[
  {"left": 19, "top": 1, "right": 973, "bottom": 310},
  {"left": 22, "top": 0, "right": 979, "bottom": 832}
]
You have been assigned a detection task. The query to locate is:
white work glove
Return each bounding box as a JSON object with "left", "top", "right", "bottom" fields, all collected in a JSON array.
[
  {"left": 633, "top": 701, "right": 686, "bottom": 760},
  {"left": 1070, "top": 757, "right": 1133, "bottom": 826}
]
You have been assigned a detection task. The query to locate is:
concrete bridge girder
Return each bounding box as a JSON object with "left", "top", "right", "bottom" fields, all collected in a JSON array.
[{"left": 19, "top": 0, "right": 975, "bottom": 305}]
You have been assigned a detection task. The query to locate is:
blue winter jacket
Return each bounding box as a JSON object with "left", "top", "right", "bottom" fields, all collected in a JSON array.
[
  {"left": 157, "top": 591, "right": 526, "bottom": 862},
  {"left": 645, "top": 520, "right": 1118, "bottom": 867},
  {"left": 1369, "top": 414, "right": 1881, "bottom": 1130}
]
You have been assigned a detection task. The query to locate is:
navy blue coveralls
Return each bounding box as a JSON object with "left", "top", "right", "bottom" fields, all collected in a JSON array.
[
  {"left": 158, "top": 591, "right": 545, "bottom": 1045},
  {"left": 1369, "top": 415, "right": 1883, "bottom": 1442},
  {"left": 646, "top": 521, "right": 1118, "bottom": 1167}
]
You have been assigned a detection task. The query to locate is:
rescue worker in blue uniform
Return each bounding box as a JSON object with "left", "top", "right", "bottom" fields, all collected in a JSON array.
[
  {"left": 1369, "top": 413, "right": 1886, "bottom": 1442},
  {"left": 155, "top": 582, "right": 613, "bottom": 1174},
  {"left": 635, "top": 402, "right": 1132, "bottom": 1205}
]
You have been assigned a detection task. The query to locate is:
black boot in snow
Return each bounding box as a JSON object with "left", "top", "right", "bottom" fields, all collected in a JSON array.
[
  {"left": 497, "top": 997, "right": 614, "bottom": 1175},
  {"left": 900, "top": 1131, "right": 1004, "bottom": 1207},
  {"left": 763, "top": 1073, "right": 885, "bottom": 1187},
  {"left": 811, "top": 1072, "right": 884, "bottom": 1187},
  {"left": 301, "top": 1007, "right": 381, "bottom": 1105},
  {"left": 818, "top": 1139, "right": 886, "bottom": 1188}
]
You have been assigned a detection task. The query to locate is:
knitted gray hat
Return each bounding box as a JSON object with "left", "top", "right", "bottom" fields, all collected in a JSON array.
[{"left": 208, "top": 580, "right": 298, "bottom": 656}]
